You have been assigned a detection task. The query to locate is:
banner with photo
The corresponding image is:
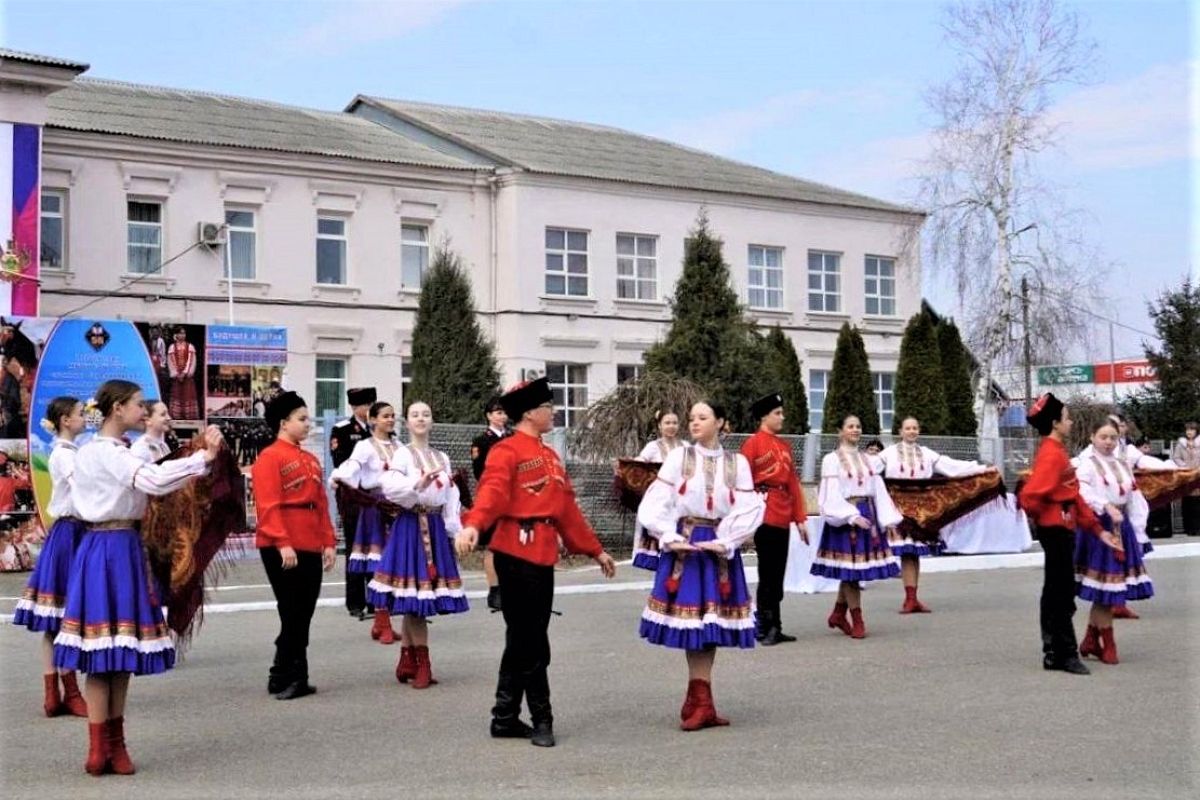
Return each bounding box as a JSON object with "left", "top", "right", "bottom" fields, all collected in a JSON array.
[{"left": 205, "top": 324, "right": 287, "bottom": 470}]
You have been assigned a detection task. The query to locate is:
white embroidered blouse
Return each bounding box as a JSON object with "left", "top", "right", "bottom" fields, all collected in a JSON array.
[
  {"left": 330, "top": 436, "right": 402, "bottom": 490},
  {"left": 1074, "top": 445, "right": 1149, "bottom": 533},
  {"left": 378, "top": 444, "right": 462, "bottom": 535},
  {"left": 72, "top": 436, "right": 209, "bottom": 523},
  {"left": 47, "top": 439, "right": 79, "bottom": 519},
  {"left": 876, "top": 442, "right": 987, "bottom": 480},
  {"left": 130, "top": 434, "right": 171, "bottom": 464},
  {"left": 818, "top": 447, "right": 903, "bottom": 528},
  {"left": 635, "top": 438, "right": 683, "bottom": 463}
]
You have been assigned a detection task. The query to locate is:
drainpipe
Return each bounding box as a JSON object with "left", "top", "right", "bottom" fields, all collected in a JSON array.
[{"left": 488, "top": 173, "right": 500, "bottom": 379}]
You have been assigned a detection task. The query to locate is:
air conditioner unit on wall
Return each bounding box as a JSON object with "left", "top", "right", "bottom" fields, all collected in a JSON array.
[
  {"left": 521, "top": 368, "right": 544, "bottom": 382},
  {"left": 198, "top": 221, "right": 226, "bottom": 246}
]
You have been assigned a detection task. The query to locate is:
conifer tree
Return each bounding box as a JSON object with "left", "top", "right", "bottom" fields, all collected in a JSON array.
[
  {"left": 893, "top": 311, "right": 949, "bottom": 434},
  {"left": 822, "top": 323, "right": 879, "bottom": 435},
  {"left": 936, "top": 318, "right": 978, "bottom": 436},
  {"left": 407, "top": 246, "right": 501, "bottom": 422},
  {"left": 764, "top": 325, "right": 809, "bottom": 434}
]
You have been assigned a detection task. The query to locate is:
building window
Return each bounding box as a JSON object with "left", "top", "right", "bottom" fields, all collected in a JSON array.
[
  {"left": 809, "top": 369, "right": 829, "bottom": 431},
  {"left": 545, "top": 228, "right": 588, "bottom": 297},
  {"left": 315, "top": 357, "right": 347, "bottom": 418},
  {"left": 40, "top": 190, "right": 66, "bottom": 268},
  {"left": 865, "top": 256, "right": 897, "bottom": 316},
  {"left": 616, "top": 363, "right": 643, "bottom": 384},
  {"left": 224, "top": 208, "right": 257, "bottom": 280},
  {"left": 748, "top": 245, "right": 784, "bottom": 309},
  {"left": 400, "top": 357, "right": 413, "bottom": 407},
  {"left": 316, "top": 216, "right": 347, "bottom": 285},
  {"left": 616, "top": 233, "right": 657, "bottom": 300},
  {"left": 546, "top": 362, "right": 588, "bottom": 427},
  {"left": 807, "top": 251, "right": 841, "bottom": 313},
  {"left": 127, "top": 200, "right": 162, "bottom": 275},
  {"left": 873, "top": 371, "right": 896, "bottom": 431},
  {"left": 401, "top": 224, "right": 429, "bottom": 288}
]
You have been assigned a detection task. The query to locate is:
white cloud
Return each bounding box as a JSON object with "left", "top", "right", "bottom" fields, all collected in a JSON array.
[{"left": 284, "top": 0, "right": 472, "bottom": 55}]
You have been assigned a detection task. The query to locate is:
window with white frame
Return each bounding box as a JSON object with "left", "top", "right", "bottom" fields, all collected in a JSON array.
[
  {"left": 316, "top": 216, "right": 348, "bottom": 285},
  {"left": 400, "top": 357, "right": 413, "bottom": 408},
  {"left": 315, "top": 357, "right": 347, "bottom": 418},
  {"left": 873, "top": 371, "right": 896, "bottom": 431},
  {"left": 748, "top": 245, "right": 784, "bottom": 309},
  {"left": 126, "top": 200, "right": 162, "bottom": 275},
  {"left": 40, "top": 190, "right": 66, "bottom": 268},
  {"left": 616, "top": 233, "right": 657, "bottom": 300},
  {"left": 544, "top": 228, "right": 588, "bottom": 297},
  {"left": 809, "top": 369, "right": 829, "bottom": 431},
  {"left": 401, "top": 224, "right": 429, "bottom": 288},
  {"left": 865, "top": 256, "right": 897, "bottom": 316},
  {"left": 546, "top": 362, "right": 588, "bottom": 427},
  {"left": 224, "top": 208, "right": 256, "bottom": 280},
  {"left": 807, "top": 251, "right": 841, "bottom": 313},
  {"left": 616, "top": 363, "right": 643, "bottom": 384}
]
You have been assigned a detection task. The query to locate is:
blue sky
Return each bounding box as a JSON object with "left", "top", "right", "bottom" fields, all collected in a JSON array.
[{"left": 4, "top": 0, "right": 1195, "bottom": 359}]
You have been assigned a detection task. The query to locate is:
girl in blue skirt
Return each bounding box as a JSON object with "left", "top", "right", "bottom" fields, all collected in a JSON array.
[
  {"left": 811, "top": 414, "right": 902, "bottom": 639},
  {"left": 368, "top": 400, "right": 467, "bottom": 689},
  {"left": 13, "top": 396, "right": 89, "bottom": 717},
  {"left": 630, "top": 410, "right": 684, "bottom": 572},
  {"left": 1073, "top": 420, "right": 1154, "bottom": 665},
  {"left": 637, "top": 402, "right": 764, "bottom": 731},
  {"left": 53, "top": 379, "right": 223, "bottom": 776}
]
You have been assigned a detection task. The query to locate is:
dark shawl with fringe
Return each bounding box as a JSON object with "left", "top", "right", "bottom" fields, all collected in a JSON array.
[
  {"left": 885, "top": 471, "right": 1007, "bottom": 543},
  {"left": 613, "top": 458, "right": 662, "bottom": 513},
  {"left": 142, "top": 443, "right": 246, "bottom": 646},
  {"left": 1135, "top": 467, "right": 1200, "bottom": 509}
]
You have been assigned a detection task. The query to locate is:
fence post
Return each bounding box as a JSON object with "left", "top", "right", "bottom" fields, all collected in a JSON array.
[{"left": 802, "top": 431, "right": 821, "bottom": 483}]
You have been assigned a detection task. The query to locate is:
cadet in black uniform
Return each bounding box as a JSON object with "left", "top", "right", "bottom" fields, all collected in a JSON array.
[
  {"left": 330, "top": 387, "right": 375, "bottom": 619},
  {"left": 471, "top": 396, "right": 509, "bottom": 611}
]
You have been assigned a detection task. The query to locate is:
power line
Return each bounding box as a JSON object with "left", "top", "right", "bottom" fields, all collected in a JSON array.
[{"left": 1033, "top": 285, "right": 1158, "bottom": 339}]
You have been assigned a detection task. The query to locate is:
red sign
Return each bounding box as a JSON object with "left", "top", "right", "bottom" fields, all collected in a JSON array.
[{"left": 1093, "top": 360, "right": 1156, "bottom": 384}]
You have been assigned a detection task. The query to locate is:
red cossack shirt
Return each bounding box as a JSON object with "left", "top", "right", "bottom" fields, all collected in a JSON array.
[
  {"left": 740, "top": 429, "right": 807, "bottom": 529},
  {"left": 464, "top": 430, "right": 603, "bottom": 566},
  {"left": 252, "top": 438, "right": 336, "bottom": 552},
  {"left": 1018, "top": 437, "right": 1101, "bottom": 533}
]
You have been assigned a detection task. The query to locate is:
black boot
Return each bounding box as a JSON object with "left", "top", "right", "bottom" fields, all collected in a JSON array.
[
  {"left": 525, "top": 668, "right": 555, "bottom": 748},
  {"left": 487, "top": 586, "right": 502, "bottom": 613},
  {"left": 761, "top": 609, "right": 796, "bottom": 646},
  {"left": 754, "top": 610, "right": 768, "bottom": 642},
  {"left": 1044, "top": 655, "right": 1090, "bottom": 675},
  {"left": 267, "top": 651, "right": 288, "bottom": 695},
  {"left": 490, "top": 671, "right": 532, "bottom": 738},
  {"left": 275, "top": 659, "right": 317, "bottom": 700}
]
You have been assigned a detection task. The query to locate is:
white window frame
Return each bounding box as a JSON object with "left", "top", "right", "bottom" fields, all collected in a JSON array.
[
  {"left": 315, "top": 357, "right": 347, "bottom": 418},
  {"left": 545, "top": 362, "right": 588, "bottom": 428},
  {"left": 224, "top": 206, "right": 257, "bottom": 280},
  {"left": 126, "top": 199, "right": 163, "bottom": 275},
  {"left": 809, "top": 369, "right": 829, "bottom": 431},
  {"left": 807, "top": 250, "right": 842, "bottom": 313},
  {"left": 401, "top": 223, "right": 430, "bottom": 289},
  {"left": 748, "top": 245, "right": 784, "bottom": 310},
  {"left": 316, "top": 215, "right": 348, "bottom": 285},
  {"left": 40, "top": 189, "right": 67, "bottom": 269},
  {"left": 544, "top": 227, "right": 589, "bottom": 297},
  {"left": 864, "top": 255, "right": 897, "bottom": 316},
  {"left": 616, "top": 363, "right": 643, "bottom": 384},
  {"left": 873, "top": 371, "right": 896, "bottom": 432},
  {"left": 616, "top": 233, "right": 658, "bottom": 301}
]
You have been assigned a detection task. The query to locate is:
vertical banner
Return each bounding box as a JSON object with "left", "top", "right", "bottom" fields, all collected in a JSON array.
[
  {"left": 0, "top": 123, "right": 41, "bottom": 316},
  {"left": 205, "top": 324, "right": 287, "bottom": 469}
]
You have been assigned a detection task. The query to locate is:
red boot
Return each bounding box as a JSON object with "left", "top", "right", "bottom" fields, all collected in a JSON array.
[
  {"left": 1112, "top": 605, "right": 1140, "bottom": 620},
  {"left": 43, "top": 673, "right": 64, "bottom": 717},
  {"left": 1099, "top": 627, "right": 1119, "bottom": 665},
  {"left": 411, "top": 645, "right": 437, "bottom": 689},
  {"left": 827, "top": 601, "right": 852, "bottom": 636},
  {"left": 910, "top": 588, "right": 931, "bottom": 613},
  {"left": 106, "top": 716, "right": 135, "bottom": 775},
  {"left": 1079, "top": 625, "right": 1101, "bottom": 659},
  {"left": 395, "top": 646, "right": 417, "bottom": 683},
  {"left": 60, "top": 672, "right": 88, "bottom": 717},
  {"left": 680, "top": 678, "right": 697, "bottom": 722},
  {"left": 680, "top": 679, "right": 730, "bottom": 731},
  {"left": 84, "top": 721, "right": 108, "bottom": 776},
  {"left": 849, "top": 607, "right": 866, "bottom": 639},
  {"left": 374, "top": 610, "right": 395, "bottom": 645}
]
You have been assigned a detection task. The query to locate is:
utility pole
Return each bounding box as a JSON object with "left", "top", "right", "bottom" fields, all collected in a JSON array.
[
  {"left": 1022, "top": 276, "right": 1033, "bottom": 412},
  {"left": 1109, "top": 321, "right": 1117, "bottom": 404}
]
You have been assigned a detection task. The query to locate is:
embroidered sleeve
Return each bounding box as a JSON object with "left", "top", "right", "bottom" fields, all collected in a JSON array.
[
  {"left": 715, "top": 454, "right": 765, "bottom": 551},
  {"left": 817, "top": 454, "right": 861, "bottom": 526}
]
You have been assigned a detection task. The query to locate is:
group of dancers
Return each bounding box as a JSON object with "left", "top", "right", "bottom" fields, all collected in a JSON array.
[{"left": 9, "top": 375, "right": 1178, "bottom": 773}]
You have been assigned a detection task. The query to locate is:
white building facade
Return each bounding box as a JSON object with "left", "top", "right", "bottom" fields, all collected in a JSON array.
[{"left": 12, "top": 50, "right": 924, "bottom": 431}]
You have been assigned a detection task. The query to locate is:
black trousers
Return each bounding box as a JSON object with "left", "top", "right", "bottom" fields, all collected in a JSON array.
[
  {"left": 493, "top": 551, "right": 555, "bottom": 724},
  {"left": 260, "top": 547, "right": 323, "bottom": 681},
  {"left": 341, "top": 504, "right": 368, "bottom": 612},
  {"left": 1182, "top": 497, "right": 1200, "bottom": 536},
  {"left": 754, "top": 524, "right": 790, "bottom": 619},
  {"left": 1038, "top": 527, "right": 1078, "bottom": 662}
]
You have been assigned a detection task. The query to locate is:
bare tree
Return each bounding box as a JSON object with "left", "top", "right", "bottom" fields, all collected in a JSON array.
[{"left": 916, "top": 0, "right": 1105, "bottom": 427}]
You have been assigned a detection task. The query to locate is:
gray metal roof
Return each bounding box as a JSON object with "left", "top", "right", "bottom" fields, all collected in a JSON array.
[
  {"left": 46, "top": 80, "right": 478, "bottom": 170},
  {"left": 0, "top": 48, "right": 89, "bottom": 71},
  {"left": 353, "top": 96, "right": 915, "bottom": 214}
]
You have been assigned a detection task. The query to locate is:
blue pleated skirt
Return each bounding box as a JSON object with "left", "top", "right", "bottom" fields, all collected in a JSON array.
[
  {"left": 366, "top": 510, "right": 469, "bottom": 616},
  {"left": 12, "top": 517, "right": 88, "bottom": 634},
  {"left": 810, "top": 498, "right": 901, "bottom": 582},
  {"left": 1074, "top": 513, "right": 1153, "bottom": 606}
]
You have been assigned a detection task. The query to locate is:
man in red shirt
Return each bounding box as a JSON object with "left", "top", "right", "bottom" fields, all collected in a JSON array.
[
  {"left": 254, "top": 391, "right": 337, "bottom": 699},
  {"left": 1018, "top": 392, "right": 1105, "bottom": 676},
  {"left": 740, "top": 392, "right": 808, "bottom": 645},
  {"left": 456, "top": 377, "right": 616, "bottom": 748}
]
